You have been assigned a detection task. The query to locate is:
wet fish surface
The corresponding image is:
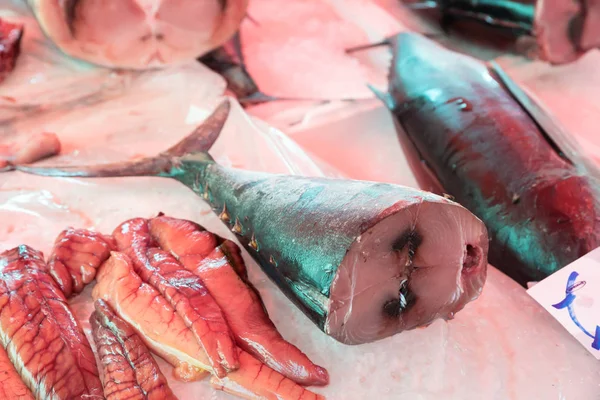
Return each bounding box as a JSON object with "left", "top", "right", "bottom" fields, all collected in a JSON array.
[
  {"left": 90, "top": 299, "right": 177, "bottom": 400},
  {"left": 0, "top": 245, "right": 103, "bottom": 399},
  {"left": 149, "top": 215, "right": 329, "bottom": 386},
  {"left": 374, "top": 32, "right": 600, "bottom": 285},
  {"left": 112, "top": 217, "right": 239, "bottom": 378},
  {"left": 16, "top": 99, "right": 490, "bottom": 345},
  {"left": 0, "top": 18, "right": 23, "bottom": 83}
]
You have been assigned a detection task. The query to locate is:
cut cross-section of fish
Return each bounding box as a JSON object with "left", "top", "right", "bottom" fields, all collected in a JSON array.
[
  {"left": 47, "top": 228, "right": 114, "bottom": 297},
  {"left": 27, "top": 0, "right": 249, "bottom": 69},
  {"left": 0, "top": 245, "right": 103, "bottom": 399},
  {"left": 90, "top": 299, "right": 177, "bottom": 400},
  {"left": 149, "top": 215, "right": 329, "bottom": 386},
  {"left": 0, "top": 345, "right": 33, "bottom": 400},
  {"left": 211, "top": 350, "right": 325, "bottom": 400},
  {"left": 92, "top": 251, "right": 214, "bottom": 381},
  {"left": 112, "top": 218, "right": 239, "bottom": 378}
]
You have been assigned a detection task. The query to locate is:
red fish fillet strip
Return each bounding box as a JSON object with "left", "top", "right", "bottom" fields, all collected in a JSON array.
[
  {"left": 0, "top": 345, "right": 33, "bottom": 400},
  {"left": 113, "top": 218, "right": 239, "bottom": 378},
  {"left": 93, "top": 252, "right": 324, "bottom": 400},
  {"left": 0, "top": 245, "right": 103, "bottom": 399},
  {"left": 211, "top": 350, "right": 325, "bottom": 400},
  {"left": 149, "top": 216, "right": 329, "bottom": 386},
  {"left": 90, "top": 299, "right": 177, "bottom": 400},
  {"left": 48, "top": 228, "right": 114, "bottom": 297},
  {"left": 93, "top": 251, "right": 214, "bottom": 382}
]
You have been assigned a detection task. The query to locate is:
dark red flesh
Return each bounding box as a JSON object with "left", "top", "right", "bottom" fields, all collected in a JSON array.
[
  {"left": 90, "top": 299, "right": 177, "bottom": 400},
  {"left": 0, "top": 245, "right": 103, "bottom": 399},
  {"left": 0, "top": 18, "right": 22, "bottom": 83}
]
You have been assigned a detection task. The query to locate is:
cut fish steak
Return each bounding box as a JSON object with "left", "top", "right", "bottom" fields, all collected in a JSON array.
[
  {"left": 0, "top": 345, "right": 33, "bottom": 400},
  {"left": 0, "top": 245, "right": 103, "bottom": 399},
  {"left": 112, "top": 217, "right": 239, "bottom": 378},
  {"left": 48, "top": 228, "right": 114, "bottom": 298},
  {"left": 27, "top": 0, "right": 249, "bottom": 69},
  {"left": 93, "top": 251, "right": 213, "bottom": 381},
  {"left": 90, "top": 299, "right": 177, "bottom": 400},
  {"left": 149, "top": 215, "right": 330, "bottom": 386}
]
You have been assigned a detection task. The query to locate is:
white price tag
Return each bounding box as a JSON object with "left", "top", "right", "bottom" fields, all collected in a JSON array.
[{"left": 527, "top": 247, "right": 600, "bottom": 360}]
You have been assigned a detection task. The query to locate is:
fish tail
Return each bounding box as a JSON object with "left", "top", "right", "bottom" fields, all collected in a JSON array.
[{"left": 13, "top": 100, "right": 231, "bottom": 178}]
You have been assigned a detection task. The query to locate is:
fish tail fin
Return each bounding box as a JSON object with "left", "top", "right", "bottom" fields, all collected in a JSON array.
[
  {"left": 162, "top": 100, "right": 229, "bottom": 157},
  {"left": 14, "top": 99, "right": 231, "bottom": 178}
]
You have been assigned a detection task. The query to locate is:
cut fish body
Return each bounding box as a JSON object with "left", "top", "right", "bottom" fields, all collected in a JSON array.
[
  {"left": 17, "top": 99, "right": 490, "bottom": 345},
  {"left": 0, "top": 245, "right": 103, "bottom": 400},
  {"left": 47, "top": 228, "right": 114, "bottom": 297},
  {"left": 0, "top": 345, "right": 34, "bottom": 400},
  {"left": 90, "top": 299, "right": 177, "bottom": 400},
  {"left": 92, "top": 251, "right": 214, "bottom": 381},
  {"left": 0, "top": 18, "right": 22, "bottom": 84},
  {"left": 112, "top": 217, "right": 239, "bottom": 378},
  {"left": 149, "top": 215, "right": 330, "bottom": 386},
  {"left": 27, "top": 0, "right": 249, "bottom": 69}
]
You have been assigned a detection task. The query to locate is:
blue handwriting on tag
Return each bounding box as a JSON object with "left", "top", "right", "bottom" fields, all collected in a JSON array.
[{"left": 552, "top": 271, "right": 600, "bottom": 351}]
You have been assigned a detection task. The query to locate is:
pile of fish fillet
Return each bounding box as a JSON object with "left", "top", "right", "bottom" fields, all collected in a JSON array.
[
  {"left": 0, "top": 0, "right": 599, "bottom": 400},
  {"left": 0, "top": 214, "right": 328, "bottom": 399}
]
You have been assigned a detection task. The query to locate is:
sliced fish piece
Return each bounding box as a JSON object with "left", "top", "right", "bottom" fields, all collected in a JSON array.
[
  {"left": 211, "top": 350, "right": 324, "bottom": 400},
  {"left": 0, "top": 132, "right": 61, "bottom": 171},
  {"left": 92, "top": 251, "right": 213, "bottom": 381},
  {"left": 112, "top": 217, "right": 239, "bottom": 378},
  {"left": 90, "top": 299, "right": 177, "bottom": 400},
  {"left": 0, "top": 245, "right": 103, "bottom": 399},
  {"left": 47, "top": 228, "right": 114, "bottom": 297},
  {"left": 0, "top": 345, "right": 33, "bottom": 400},
  {"left": 93, "top": 252, "right": 324, "bottom": 399},
  {"left": 149, "top": 215, "right": 329, "bottom": 386}
]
